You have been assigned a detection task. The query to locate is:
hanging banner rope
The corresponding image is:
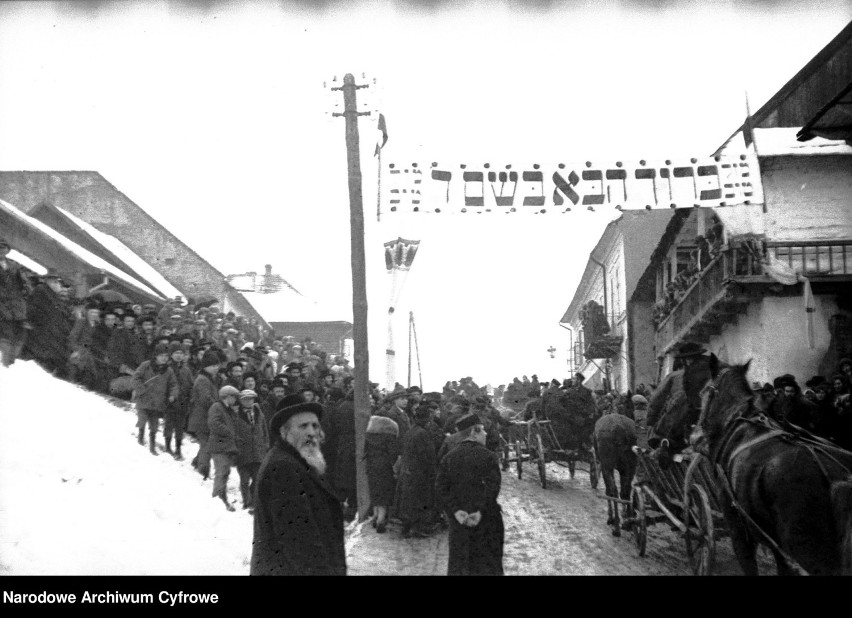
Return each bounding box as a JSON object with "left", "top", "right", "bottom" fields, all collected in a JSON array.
[
  {"left": 384, "top": 237, "right": 420, "bottom": 389},
  {"left": 380, "top": 154, "right": 762, "bottom": 215}
]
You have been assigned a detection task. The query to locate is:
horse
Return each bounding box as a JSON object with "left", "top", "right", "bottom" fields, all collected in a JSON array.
[
  {"left": 646, "top": 355, "right": 713, "bottom": 466},
  {"left": 593, "top": 413, "right": 637, "bottom": 537},
  {"left": 690, "top": 355, "right": 852, "bottom": 575}
]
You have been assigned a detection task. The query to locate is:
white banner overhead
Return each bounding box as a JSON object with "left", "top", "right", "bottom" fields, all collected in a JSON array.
[{"left": 380, "top": 154, "right": 763, "bottom": 214}]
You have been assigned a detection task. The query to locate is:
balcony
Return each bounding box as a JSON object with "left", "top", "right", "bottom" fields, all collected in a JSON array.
[
  {"left": 584, "top": 313, "right": 625, "bottom": 360},
  {"left": 654, "top": 240, "right": 852, "bottom": 356}
]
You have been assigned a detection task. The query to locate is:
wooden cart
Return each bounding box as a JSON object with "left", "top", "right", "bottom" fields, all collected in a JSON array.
[
  {"left": 616, "top": 447, "right": 725, "bottom": 576},
  {"left": 502, "top": 418, "right": 599, "bottom": 490}
]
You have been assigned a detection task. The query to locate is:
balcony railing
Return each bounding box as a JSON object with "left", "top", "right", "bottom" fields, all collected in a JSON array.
[{"left": 654, "top": 240, "right": 852, "bottom": 356}]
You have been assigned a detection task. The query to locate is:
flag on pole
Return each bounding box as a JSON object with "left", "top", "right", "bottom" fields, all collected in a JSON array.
[{"left": 374, "top": 113, "right": 388, "bottom": 157}]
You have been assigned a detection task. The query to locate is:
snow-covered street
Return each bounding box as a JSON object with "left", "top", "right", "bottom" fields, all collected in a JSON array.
[{"left": 1, "top": 361, "right": 774, "bottom": 576}]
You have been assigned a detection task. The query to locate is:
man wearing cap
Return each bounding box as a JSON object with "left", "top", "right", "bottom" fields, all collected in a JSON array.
[
  {"left": 435, "top": 414, "right": 504, "bottom": 576},
  {"left": 132, "top": 342, "right": 179, "bottom": 455},
  {"left": 208, "top": 385, "right": 242, "bottom": 511},
  {"left": 21, "top": 269, "right": 72, "bottom": 376},
  {"left": 187, "top": 350, "right": 222, "bottom": 479},
  {"left": 0, "top": 238, "right": 31, "bottom": 367},
  {"left": 164, "top": 341, "right": 194, "bottom": 459},
  {"left": 233, "top": 389, "right": 269, "bottom": 510},
  {"left": 250, "top": 399, "right": 346, "bottom": 575},
  {"left": 379, "top": 385, "right": 413, "bottom": 444}
]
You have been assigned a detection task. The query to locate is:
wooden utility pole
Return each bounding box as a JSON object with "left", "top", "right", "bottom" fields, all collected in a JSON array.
[{"left": 333, "top": 73, "right": 372, "bottom": 520}]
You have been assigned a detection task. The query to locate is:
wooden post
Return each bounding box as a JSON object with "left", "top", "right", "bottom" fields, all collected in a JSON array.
[{"left": 336, "top": 73, "right": 372, "bottom": 521}]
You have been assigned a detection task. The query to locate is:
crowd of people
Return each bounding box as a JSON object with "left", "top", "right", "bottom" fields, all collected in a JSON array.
[{"left": 6, "top": 236, "right": 851, "bottom": 576}]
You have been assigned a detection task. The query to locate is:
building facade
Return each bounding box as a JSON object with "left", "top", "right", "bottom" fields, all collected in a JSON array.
[{"left": 560, "top": 210, "right": 673, "bottom": 393}]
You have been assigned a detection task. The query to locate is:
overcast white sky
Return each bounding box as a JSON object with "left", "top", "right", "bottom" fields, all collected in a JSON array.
[{"left": 0, "top": 1, "right": 849, "bottom": 388}]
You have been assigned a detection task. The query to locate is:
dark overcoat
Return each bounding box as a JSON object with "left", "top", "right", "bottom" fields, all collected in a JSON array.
[
  {"left": 234, "top": 403, "right": 269, "bottom": 466},
  {"left": 435, "top": 439, "right": 504, "bottom": 576},
  {"left": 207, "top": 400, "right": 239, "bottom": 456},
  {"left": 187, "top": 371, "right": 219, "bottom": 438},
  {"left": 23, "top": 283, "right": 72, "bottom": 365},
  {"left": 250, "top": 439, "right": 346, "bottom": 576},
  {"left": 398, "top": 423, "right": 437, "bottom": 525},
  {"left": 327, "top": 399, "right": 357, "bottom": 499},
  {"left": 365, "top": 415, "right": 400, "bottom": 506}
]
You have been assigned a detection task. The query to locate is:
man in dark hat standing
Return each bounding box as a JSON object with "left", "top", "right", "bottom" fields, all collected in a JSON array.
[
  {"left": 250, "top": 399, "right": 346, "bottom": 576},
  {"left": 21, "top": 268, "right": 72, "bottom": 376},
  {"left": 187, "top": 350, "right": 222, "bottom": 479},
  {"left": 435, "top": 413, "right": 504, "bottom": 576}
]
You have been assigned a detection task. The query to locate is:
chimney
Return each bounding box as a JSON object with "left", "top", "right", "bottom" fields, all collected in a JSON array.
[{"left": 265, "top": 264, "right": 272, "bottom": 276}]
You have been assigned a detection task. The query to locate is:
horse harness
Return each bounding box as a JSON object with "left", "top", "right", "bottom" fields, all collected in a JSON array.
[{"left": 704, "top": 378, "right": 852, "bottom": 575}]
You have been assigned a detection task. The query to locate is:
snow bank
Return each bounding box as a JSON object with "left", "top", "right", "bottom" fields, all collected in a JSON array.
[{"left": 0, "top": 361, "right": 253, "bottom": 575}]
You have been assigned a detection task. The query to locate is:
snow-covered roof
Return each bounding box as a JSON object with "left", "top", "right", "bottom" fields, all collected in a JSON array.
[
  {"left": 54, "top": 206, "right": 185, "bottom": 300},
  {"left": 242, "top": 290, "right": 352, "bottom": 324},
  {"left": 7, "top": 250, "right": 46, "bottom": 275},
  {"left": 754, "top": 127, "right": 852, "bottom": 156},
  {"left": 0, "top": 198, "right": 163, "bottom": 299}
]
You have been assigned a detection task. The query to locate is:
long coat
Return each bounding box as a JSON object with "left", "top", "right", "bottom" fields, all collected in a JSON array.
[
  {"left": 234, "top": 403, "right": 269, "bottom": 467},
  {"left": 107, "top": 328, "right": 145, "bottom": 374},
  {"left": 435, "top": 439, "right": 504, "bottom": 576},
  {"left": 365, "top": 415, "right": 400, "bottom": 507},
  {"left": 250, "top": 439, "right": 346, "bottom": 576},
  {"left": 0, "top": 259, "right": 28, "bottom": 322},
  {"left": 398, "top": 423, "right": 437, "bottom": 526},
  {"left": 22, "top": 283, "right": 72, "bottom": 366},
  {"left": 187, "top": 371, "right": 219, "bottom": 438},
  {"left": 326, "top": 399, "right": 357, "bottom": 498},
  {"left": 131, "top": 360, "right": 178, "bottom": 413},
  {"left": 207, "top": 401, "right": 239, "bottom": 456}
]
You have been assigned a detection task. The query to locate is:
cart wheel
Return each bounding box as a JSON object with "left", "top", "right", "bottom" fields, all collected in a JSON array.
[
  {"left": 630, "top": 486, "right": 647, "bottom": 557},
  {"left": 589, "top": 449, "right": 599, "bottom": 489},
  {"left": 684, "top": 484, "right": 715, "bottom": 576},
  {"left": 515, "top": 440, "right": 523, "bottom": 480},
  {"left": 536, "top": 433, "right": 547, "bottom": 489}
]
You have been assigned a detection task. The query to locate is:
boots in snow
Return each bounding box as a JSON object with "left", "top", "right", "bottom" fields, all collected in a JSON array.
[
  {"left": 173, "top": 442, "right": 184, "bottom": 461},
  {"left": 137, "top": 428, "right": 145, "bottom": 446},
  {"left": 149, "top": 438, "right": 158, "bottom": 456},
  {"left": 164, "top": 436, "right": 173, "bottom": 455},
  {"left": 218, "top": 490, "right": 235, "bottom": 512}
]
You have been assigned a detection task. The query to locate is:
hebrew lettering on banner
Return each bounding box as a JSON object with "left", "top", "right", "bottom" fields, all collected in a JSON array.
[{"left": 381, "top": 154, "right": 762, "bottom": 214}]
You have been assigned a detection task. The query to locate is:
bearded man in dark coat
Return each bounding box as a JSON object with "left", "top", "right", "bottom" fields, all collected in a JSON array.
[
  {"left": 21, "top": 269, "right": 72, "bottom": 376},
  {"left": 250, "top": 400, "right": 346, "bottom": 576},
  {"left": 399, "top": 405, "right": 438, "bottom": 538},
  {"left": 435, "top": 414, "right": 504, "bottom": 576}
]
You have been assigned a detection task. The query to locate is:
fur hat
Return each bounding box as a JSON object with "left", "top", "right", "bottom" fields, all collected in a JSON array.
[
  {"left": 455, "top": 414, "right": 483, "bottom": 432},
  {"left": 200, "top": 350, "right": 221, "bottom": 369},
  {"left": 168, "top": 341, "right": 183, "bottom": 355},
  {"left": 366, "top": 415, "right": 399, "bottom": 436},
  {"left": 271, "top": 378, "right": 287, "bottom": 390},
  {"left": 269, "top": 401, "right": 323, "bottom": 438}
]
